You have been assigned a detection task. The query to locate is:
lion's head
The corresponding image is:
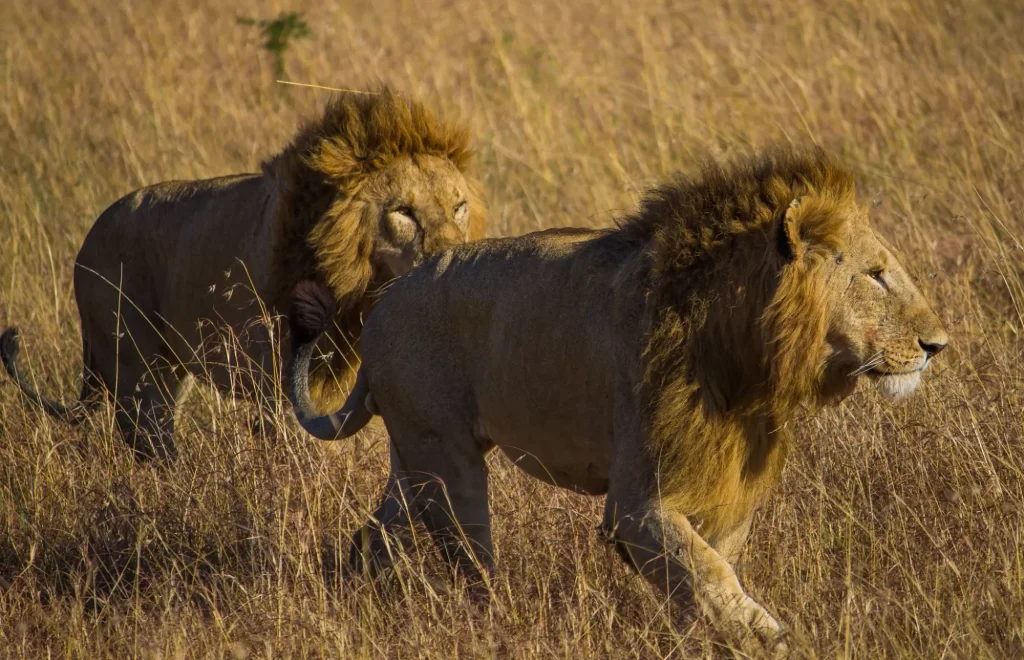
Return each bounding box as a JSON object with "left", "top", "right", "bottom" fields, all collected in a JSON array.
[
  {"left": 800, "top": 217, "right": 947, "bottom": 405},
  {"left": 617, "top": 148, "right": 949, "bottom": 533},
  {"left": 759, "top": 165, "right": 949, "bottom": 408},
  {"left": 635, "top": 148, "right": 948, "bottom": 427},
  {"left": 265, "top": 86, "right": 486, "bottom": 313}
]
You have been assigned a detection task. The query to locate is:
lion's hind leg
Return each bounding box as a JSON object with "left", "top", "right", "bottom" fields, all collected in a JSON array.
[
  {"left": 86, "top": 307, "right": 183, "bottom": 462},
  {"left": 348, "top": 447, "right": 417, "bottom": 578},
  {"left": 111, "top": 362, "right": 184, "bottom": 462},
  {"left": 384, "top": 420, "right": 494, "bottom": 589}
]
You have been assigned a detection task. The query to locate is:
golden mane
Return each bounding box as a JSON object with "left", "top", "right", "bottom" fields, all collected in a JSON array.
[
  {"left": 622, "top": 147, "right": 858, "bottom": 533},
  {"left": 265, "top": 86, "right": 475, "bottom": 311}
]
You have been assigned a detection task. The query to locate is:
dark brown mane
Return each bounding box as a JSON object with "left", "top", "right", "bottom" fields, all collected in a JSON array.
[
  {"left": 273, "top": 86, "right": 473, "bottom": 181},
  {"left": 624, "top": 147, "right": 860, "bottom": 530},
  {"left": 625, "top": 146, "right": 857, "bottom": 410},
  {"left": 619, "top": 146, "right": 854, "bottom": 287}
]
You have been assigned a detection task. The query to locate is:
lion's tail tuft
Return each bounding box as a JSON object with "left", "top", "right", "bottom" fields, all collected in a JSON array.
[{"left": 290, "top": 280, "right": 339, "bottom": 345}]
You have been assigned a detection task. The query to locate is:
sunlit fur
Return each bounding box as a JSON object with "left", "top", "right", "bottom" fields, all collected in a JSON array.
[
  {"left": 286, "top": 147, "right": 947, "bottom": 643},
  {"left": 293, "top": 148, "right": 945, "bottom": 539}
]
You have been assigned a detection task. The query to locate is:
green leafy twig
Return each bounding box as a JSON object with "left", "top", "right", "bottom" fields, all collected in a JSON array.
[{"left": 238, "top": 12, "right": 311, "bottom": 78}]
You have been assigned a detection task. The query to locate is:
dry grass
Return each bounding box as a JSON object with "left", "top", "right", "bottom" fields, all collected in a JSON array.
[{"left": 2, "top": 0, "right": 1023, "bottom": 657}]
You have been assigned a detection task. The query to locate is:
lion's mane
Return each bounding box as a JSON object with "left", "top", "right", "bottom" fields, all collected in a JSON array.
[
  {"left": 266, "top": 86, "right": 477, "bottom": 310},
  {"left": 620, "top": 148, "right": 856, "bottom": 534}
]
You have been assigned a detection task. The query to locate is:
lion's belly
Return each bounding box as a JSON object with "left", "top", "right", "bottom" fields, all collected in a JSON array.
[
  {"left": 479, "top": 417, "right": 614, "bottom": 495},
  {"left": 500, "top": 445, "right": 611, "bottom": 495}
]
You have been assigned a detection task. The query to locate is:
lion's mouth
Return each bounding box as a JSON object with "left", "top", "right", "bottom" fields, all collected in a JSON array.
[
  {"left": 868, "top": 368, "right": 923, "bottom": 401},
  {"left": 867, "top": 367, "right": 922, "bottom": 378}
]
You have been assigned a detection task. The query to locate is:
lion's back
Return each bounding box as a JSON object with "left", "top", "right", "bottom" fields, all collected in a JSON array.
[
  {"left": 360, "top": 226, "right": 634, "bottom": 427},
  {"left": 73, "top": 173, "right": 276, "bottom": 354},
  {"left": 79, "top": 174, "right": 263, "bottom": 253},
  {"left": 78, "top": 174, "right": 263, "bottom": 260},
  {"left": 364, "top": 227, "right": 610, "bottom": 345}
]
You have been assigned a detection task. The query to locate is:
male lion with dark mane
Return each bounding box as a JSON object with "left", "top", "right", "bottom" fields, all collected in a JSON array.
[
  {"left": 0, "top": 87, "right": 485, "bottom": 461},
  {"left": 288, "top": 148, "right": 947, "bottom": 648}
]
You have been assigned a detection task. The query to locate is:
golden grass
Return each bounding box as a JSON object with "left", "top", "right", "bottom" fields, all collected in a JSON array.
[{"left": 1, "top": 0, "right": 1023, "bottom": 657}]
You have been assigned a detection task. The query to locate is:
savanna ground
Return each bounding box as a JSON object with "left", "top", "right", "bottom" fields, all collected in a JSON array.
[{"left": 1, "top": 0, "right": 1023, "bottom": 657}]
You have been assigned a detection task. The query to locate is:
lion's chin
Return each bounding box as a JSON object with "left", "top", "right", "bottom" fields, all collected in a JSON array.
[{"left": 871, "top": 370, "right": 922, "bottom": 401}]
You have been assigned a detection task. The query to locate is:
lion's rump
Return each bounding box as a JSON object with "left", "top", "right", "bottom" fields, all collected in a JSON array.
[{"left": 75, "top": 174, "right": 280, "bottom": 377}]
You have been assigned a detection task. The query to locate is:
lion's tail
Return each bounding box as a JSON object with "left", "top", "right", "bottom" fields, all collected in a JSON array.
[
  {"left": 288, "top": 281, "right": 376, "bottom": 440},
  {"left": 1, "top": 327, "right": 97, "bottom": 424}
]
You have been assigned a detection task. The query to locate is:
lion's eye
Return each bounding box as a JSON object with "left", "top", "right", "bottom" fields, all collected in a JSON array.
[
  {"left": 454, "top": 201, "right": 468, "bottom": 224},
  {"left": 394, "top": 206, "right": 417, "bottom": 222},
  {"left": 869, "top": 269, "right": 888, "bottom": 290}
]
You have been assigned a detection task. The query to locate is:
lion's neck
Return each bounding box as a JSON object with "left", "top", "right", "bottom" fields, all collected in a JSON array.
[{"left": 652, "top": 261, "right": 780, "bottom": 417}]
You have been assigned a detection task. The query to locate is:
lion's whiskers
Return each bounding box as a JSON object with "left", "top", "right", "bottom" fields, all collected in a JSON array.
[
  {"left": 367, "top": 276, "right": 400, "bottom": 300},
  {"left": 849, "top": 351, "right": 885, "bottom": 377}
]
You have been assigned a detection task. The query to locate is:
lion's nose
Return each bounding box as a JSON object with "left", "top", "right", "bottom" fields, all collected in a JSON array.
[{"left": 919, "top": 338, "right": 947, "bottom": 359}]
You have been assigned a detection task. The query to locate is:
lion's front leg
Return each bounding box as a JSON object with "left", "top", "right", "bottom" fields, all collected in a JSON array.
[
  {"left": 602, "top": 502, "right": 785, "bottom": 650},
  {"left": 662, "top": 511, "right": 784, "bottom": 645}
]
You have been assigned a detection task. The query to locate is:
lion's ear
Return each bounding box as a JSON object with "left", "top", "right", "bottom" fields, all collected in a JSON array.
[{"left": 776, "top": 197, "right": 809, "bottom": 263}]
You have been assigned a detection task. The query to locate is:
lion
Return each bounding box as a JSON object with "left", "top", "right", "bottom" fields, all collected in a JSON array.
[
  {"left": 285, "top": 147, "right": 948, "bottom": 648},
  {"left": 0, "top": 86, "right": 486, "bottom": 461}
]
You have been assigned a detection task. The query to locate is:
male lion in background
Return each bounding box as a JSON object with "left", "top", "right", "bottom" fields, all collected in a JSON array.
[
  {"left": 1, "top": 87, "right": 486, "bottom": 461},
  {"left": 287, "top": 148, "right": 948, "bottom": 649}
]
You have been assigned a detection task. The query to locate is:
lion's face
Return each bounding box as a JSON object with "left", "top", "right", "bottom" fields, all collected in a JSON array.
[
  {"left": 819, "top": 216, "right": 949, "bottom": 402},
  {"left": 364, "top": 154, "right": 476, "bottom": 280}
]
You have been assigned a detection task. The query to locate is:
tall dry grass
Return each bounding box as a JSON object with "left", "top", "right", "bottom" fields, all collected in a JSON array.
[{"left": 1, "top": 0, "right": 1022, "bottom": 657}]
